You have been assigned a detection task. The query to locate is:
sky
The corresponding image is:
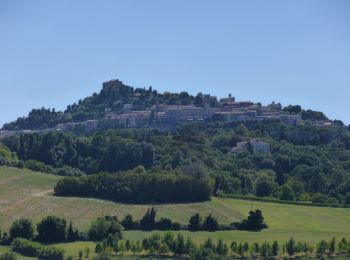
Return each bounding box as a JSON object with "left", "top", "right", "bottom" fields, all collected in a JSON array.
[{"left": 0, "top": 0, "right": 350, "bottom": 127}]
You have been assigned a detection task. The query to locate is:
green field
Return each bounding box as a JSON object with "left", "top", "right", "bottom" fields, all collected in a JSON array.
[{"left": 1, "top": 166, "right": 350, "bottom": 250}]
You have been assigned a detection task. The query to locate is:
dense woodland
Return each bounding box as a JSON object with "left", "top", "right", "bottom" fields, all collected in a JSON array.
[{"left": 1, "top": 119, "right": 350, "bottom": 204}]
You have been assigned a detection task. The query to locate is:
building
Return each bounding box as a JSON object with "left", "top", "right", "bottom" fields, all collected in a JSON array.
[
  {"left": 155, "top": 104, "right": 208, "bottom": 123},
  {"left": 280, "top": 114, "right": 302, "bottom": 126},
  {"left": 0, "top": 130, "right": 16, "bottom": 139},
  {"left": 123, "top": 104, "right": 133, "bottom": 113},
  {"left": 231, "top": 140, "right": 270, "bottom": 155}
]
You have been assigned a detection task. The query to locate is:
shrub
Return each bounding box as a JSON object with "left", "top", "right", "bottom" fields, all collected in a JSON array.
[
  {"left": 11, "top": 238, "right": 64, "bottom": 260},
  {"left": 157, "top": 218, "right": 173, "bottom": 230},
  {"left": 0, "top": 252, "right": 17, "bottom": 260}
]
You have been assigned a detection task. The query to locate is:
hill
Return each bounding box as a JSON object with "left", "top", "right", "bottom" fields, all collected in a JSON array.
[
  {"left": 1, "top": 166, "right": 350, "bottom": 245},
  {"left": 1, "top": 79, "right": 330, "bottom": 132}
]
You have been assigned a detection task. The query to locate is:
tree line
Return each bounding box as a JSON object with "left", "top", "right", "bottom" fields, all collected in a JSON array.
[
  {"left": 0, "top": 214, "right": 349, "bottom": 260},
  {"left": 93, "top": 233, "right": 350, "bottom": 260},
  {"left": 54, "top": 170, "right": 212, "bottom": 203},
  {"left": 120, "top": 208, "right": 267, "bottom": 232}
]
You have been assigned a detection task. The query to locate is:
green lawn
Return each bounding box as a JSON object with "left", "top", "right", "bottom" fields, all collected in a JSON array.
[{"left": 1, "top": 166, "right": 350, "bottom": 249}]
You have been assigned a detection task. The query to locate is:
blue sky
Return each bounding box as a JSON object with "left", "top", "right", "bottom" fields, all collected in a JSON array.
[{"left": 1, "top": 0, "right": 350, "bottom": 127}]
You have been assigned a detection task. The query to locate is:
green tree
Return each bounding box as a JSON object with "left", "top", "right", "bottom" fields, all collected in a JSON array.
[
  {"left": 286, "top": 237, "right": 296, "bottom": 256},
  {"left": 344, "top": 192, "right": 350, "bottom": 205},
  {"left": 67, "top": 221, "right": 79, "bottom": 242},
  {"left": 329, "top": 237, "right": 336, "bottom": 253},
  {"left": 140, "top": 208, "right": 157, "bottom": 230},
  {"left": 188, "top": 213, "right": 202, "bottom": 231},
  {"left": 36, "top": 216, "right": 66, "bottom": 243},
  {"left": 316, "top": 240, "right": 329, "bottom": 255},
  {"left": 202, "top": 214, "right": 219, "bottom": 231},
  {"left": 278, "top": 184, "right": 295, "bottom": 201},
  {"left": 9, "top": 218, "right": 34, "bottom": 240},
  {"left": 272, "top": 241, "right": 279, "bottom": 256}
]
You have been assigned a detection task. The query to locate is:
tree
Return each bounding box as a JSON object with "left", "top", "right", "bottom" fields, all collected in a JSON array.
[
  {"left": 9, "top": 219, "right": 34, "bottom": 240},
  {"left": 36, "top": 216, "right": 66, "bottom": 243},
  {"left": 88, "top": 217, "right": 123, "bottom": 241},
  {"left": 202, "top": 214, "right": 219, "bottom": 231},
  {"left": 329, "top": 237, "right": 336, "bottom": 253},
  {"left": 121, "top": 214, "right": 136, "bottom": 230},
  {"left": 254, "top": 175, "right": 275, "bottom": 197},
  {"left": 278, "top": 184, "right": 295, "bottom": 201},
  {"left": 344, "top": 192, "right": 350, "bottom": 205},
  {"left": 316, "top": 240, "right": 329, "bottom": 255},
  {"left": 286, "top": 237, "right": 296, "bottom": 256},
  {"left": 261, "top": 242, "right": 271, "bottom": 257},
  {"left": 140, "top": 208, "right": 157, "bottom": 230},
  {"left": 95, "top": 243, "right": 103, "bottom": 254},
  {"left": 216, "top": 239, "right": 228, "bottom": 255},
  {"left": 272, "top": 241, "right": 279, "bottom": 256},
  {"left": 156, "top": 218, "right": 172, "bottom": 230},
  {"left": 188, "top": 213, "right": 202, "bottom": 231},
  {"left": 175, "top": 234, "right": 185, "bottom": 255},
  {"left": 237, "top": 209, "right": 267, "bottom": 231},
  {"left": 67, "top": 221, "right": 79, "bottom": 242},
  {"left": 194, "top": 93, "right": 204, "bottom": 107}
]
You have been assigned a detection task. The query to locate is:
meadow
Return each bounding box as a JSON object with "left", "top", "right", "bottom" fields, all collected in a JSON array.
[{"left": 1, "top": 166, "right": 350, "bottom": 259}]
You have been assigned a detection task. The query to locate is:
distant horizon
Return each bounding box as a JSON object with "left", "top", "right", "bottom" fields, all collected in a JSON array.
[{"left": 1, "top": 1, "right": 349, "bottom": 126}]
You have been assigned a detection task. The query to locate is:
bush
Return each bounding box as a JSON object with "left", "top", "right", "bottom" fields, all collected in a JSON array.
[
  {"left": 0, "top": 252, "right": 17, "bottom": 260},
  {"left": 157, "top": 218, "right": 173, "bottom": 230},
  {"left": 172, "top": 222, "right": 182, "bottom": 231},
  {"left": 11, "top": 238, "right": 64, "bottom": 260},
  {"left": 24, "top": 160, "right": 55, "bottom": 174}
]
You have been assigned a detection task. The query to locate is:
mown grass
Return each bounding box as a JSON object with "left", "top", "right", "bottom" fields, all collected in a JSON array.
[{"left": 1, "top": 166, "right": 350, "bottom": 255}]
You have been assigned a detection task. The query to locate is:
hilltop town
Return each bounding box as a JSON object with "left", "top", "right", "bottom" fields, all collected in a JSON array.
[{"left": 0, "top": 79, "right": 334, "bottom": 138}]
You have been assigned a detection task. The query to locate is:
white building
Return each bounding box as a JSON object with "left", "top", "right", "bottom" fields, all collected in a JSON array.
[{"left": 231, "top": 140, "right": 270, "bottom": 155}]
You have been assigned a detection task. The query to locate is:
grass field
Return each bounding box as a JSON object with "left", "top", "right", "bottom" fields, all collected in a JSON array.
[{"left": 1, "top": 166, "right": 350, "bottom": 257}]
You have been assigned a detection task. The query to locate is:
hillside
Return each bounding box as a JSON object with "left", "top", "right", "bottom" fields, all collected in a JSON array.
[
  {"left": 1, "top": 79, "right": 330, "bottom": 132},
  {"left": 1, "top": 167, "right": 350, "bottom": 245},
  {"left": 2, "top": 121, "right": 350, "bottom": 205}
]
